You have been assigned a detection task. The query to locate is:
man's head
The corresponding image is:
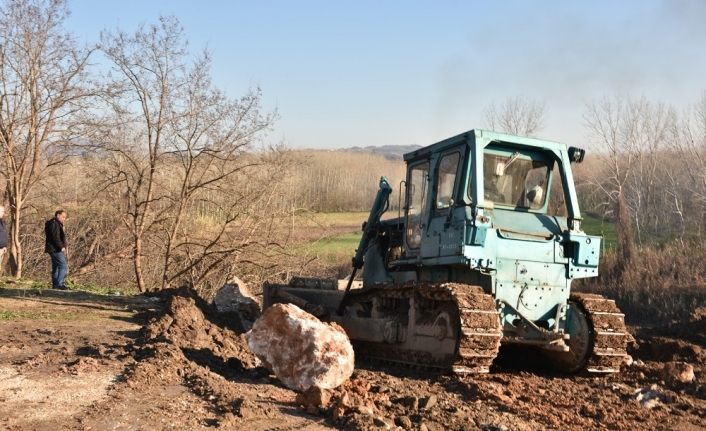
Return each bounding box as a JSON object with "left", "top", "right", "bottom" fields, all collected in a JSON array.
[{"left": 55, "top": 210, "right": 67, "bottom": 223}]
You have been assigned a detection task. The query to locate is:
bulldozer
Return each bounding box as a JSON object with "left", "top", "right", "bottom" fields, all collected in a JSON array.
[{"left": 264, "top": 129, "right": 630, "bottom": 374}]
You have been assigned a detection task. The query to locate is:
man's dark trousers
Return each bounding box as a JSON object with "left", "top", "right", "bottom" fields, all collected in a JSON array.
[{"left": 50, "top": 251, "right": 67, "bottom": 288}]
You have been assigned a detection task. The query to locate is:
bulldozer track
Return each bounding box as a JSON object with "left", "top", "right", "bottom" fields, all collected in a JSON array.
[
  {"left": 346, "top": 282, "right": 503, "bottom": 374},
  {"left": 571, "top": 292, "right": 631, "bottom": 374}
]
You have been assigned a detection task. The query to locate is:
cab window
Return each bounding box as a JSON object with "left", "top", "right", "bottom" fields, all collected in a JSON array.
[
  {"left": 483, "top": 151, "right": 549, "bottom": 211},
  {"left": 435, "top": 152, "right": 460, "bottom": 211}
]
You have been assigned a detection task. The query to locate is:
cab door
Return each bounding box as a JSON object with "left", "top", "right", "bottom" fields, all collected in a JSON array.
[
  {"left": 421, "top": 150, "right": 463, "bottom": 258},
  {"left": 404, "top": 161, "right": 429, "bottom": 256}
]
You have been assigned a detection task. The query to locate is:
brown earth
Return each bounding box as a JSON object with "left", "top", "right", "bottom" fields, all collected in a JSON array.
[{"left": 2, "top": 283, "right": 706, "bottom": 431}]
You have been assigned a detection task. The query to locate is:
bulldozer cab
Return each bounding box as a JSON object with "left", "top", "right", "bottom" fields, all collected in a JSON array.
[{"left": 401, "top": 129, "right": 586, "bottom": 263}]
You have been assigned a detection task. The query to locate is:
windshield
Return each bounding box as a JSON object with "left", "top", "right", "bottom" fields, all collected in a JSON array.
[{"left": 483, "top": 152, "right": 549, "bottom": 210}]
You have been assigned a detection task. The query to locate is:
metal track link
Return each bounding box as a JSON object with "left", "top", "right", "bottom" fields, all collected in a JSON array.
[{"left": 571, "top": 292, "right": 631, "bottom": 374}]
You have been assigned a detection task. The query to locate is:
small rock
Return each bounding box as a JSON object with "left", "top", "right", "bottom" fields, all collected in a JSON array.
[
  {"left": 233, "top": 397, "right": 257, "bottom": 419},
  {"left": 332, "top": 405, "right": 346, "bottom": 421},
  {"left": 296, "top": 386, "right": 332, "bottom": 407},
  {"left": 373, "top": 416, "right": 388, "bottom": 427},
  {"left": 633, "top": 384, "right": 672, "bottom": 409},
  {"left": 338, "top": 391, "right": 352, "bottom": 408},
  {"left": 400, "top": 396, "right": 419, "bottom": 411},
  {"left": 661, "top": 362, "right": 695, "bottom": 383},
  {"left": 212, "top": 277, "right": 261, "bottom": 332},
  {"left": 420, "top": 394, "right": 437, "bottom": 409},
  {"left": 305, "top": 404, "right": 320, "bottom": 416},
  {"left": 396, "top": 415, "right": 413, "bottom": 430},
  {"left": 356, "top": 405, "right": 375, "bottom": 416}
]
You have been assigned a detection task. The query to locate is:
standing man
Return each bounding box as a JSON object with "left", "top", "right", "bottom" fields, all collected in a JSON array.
[
  {"left": 0, "top": 205, "right": 8, "bottom": 273},
  {"left": 45, "top": 210, "right": 68, "bottom": 290}
]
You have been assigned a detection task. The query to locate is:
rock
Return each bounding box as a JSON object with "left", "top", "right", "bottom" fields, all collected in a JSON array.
[
  {"left": 212, "top": 277, "right": 261, "bottom": 332},
  {"left": 245, "top": 303, "right": 355, "bottom": 391},
  {"left": 396, "top": 415, "right": 413, "bottom": 429},
  {"left": 305, "top": 404, "right": 320, "bottom": 416},
  {"left": 420, "top": 394, "right": 437, "bottom": 409},
  {"left": 356, "top": 405, "right": 375, "bottom": 416},
  {"left": 400, "top": 396, "right": 419, "bottom": 411},
  {"left": 233, "top": 397, "right": 258, "bottom": 419},
  {"left": 373, "top": 416, "right": 394, "bottom": 428},
  {"left": 332, "top": 405, "right": 346, "bottom": 421},
  {"left": 296, "top": 386, "right": 332, "bottom": 408},
  {"left": 633, "top": 384, "right": 672, "bottom": 409},
  {"left": 661, "top": 361, "right": 695, "bottom": 383}
]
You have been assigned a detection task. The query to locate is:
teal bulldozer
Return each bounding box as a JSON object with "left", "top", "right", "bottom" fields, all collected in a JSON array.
[{"left": 264, "top": 129, "right": 630, "bottom": 374}]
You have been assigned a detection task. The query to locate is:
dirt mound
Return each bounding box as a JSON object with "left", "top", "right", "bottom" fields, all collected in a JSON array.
[
  {"left": 127, "top": 288, "right": 261, "bottom": 407},
  {"left": 633, "top": 318, "right": 706, "bottom": 365}
]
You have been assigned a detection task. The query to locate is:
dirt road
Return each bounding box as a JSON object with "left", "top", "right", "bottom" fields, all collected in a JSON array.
[{"left": 1, "top": 283, "right": 705, "bottom": 430}]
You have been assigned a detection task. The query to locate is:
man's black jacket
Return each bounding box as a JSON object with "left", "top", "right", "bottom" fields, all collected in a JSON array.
[
  {"left": 0, "top": 219, "right": 8, "bottom": 249},
  {"left": 45, "top": 218, "right": 66, "bottom": 253}
]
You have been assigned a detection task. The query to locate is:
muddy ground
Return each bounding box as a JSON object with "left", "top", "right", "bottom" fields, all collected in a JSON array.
[{"left": 2, "top": 282, "right": 706, "bottom": 431}]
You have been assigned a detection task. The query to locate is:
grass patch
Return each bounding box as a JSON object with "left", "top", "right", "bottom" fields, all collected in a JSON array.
[
  {"left": 286, "top": 212, "right": 368, "bottom": 264},
  {"left": 306, "top": 232, "right": 361, "bottom": 256},
  {"left": 0, "top": 277, "right": 137, "bottom": 297},
  {"left": 64, "top": 279, "right": 138, "bottom": 296},
  {"left": 581, "top": 214, "right": 617, "bottom": 249},
  {"left": 0, "top": 310, "right": 18, "bottom": 319},
  {"left": 0, "top": 310, "right": 64, "bottom": 320}
]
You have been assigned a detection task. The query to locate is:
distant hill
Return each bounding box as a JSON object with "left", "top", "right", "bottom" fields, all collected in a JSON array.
[{"left": 341, "top": 144, "right": 422, "bottom": 160}]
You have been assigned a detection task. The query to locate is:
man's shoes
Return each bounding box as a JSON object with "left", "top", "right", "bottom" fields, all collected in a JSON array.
[{"left": 52, "top": 285, "right": 68, "bottom": 290}]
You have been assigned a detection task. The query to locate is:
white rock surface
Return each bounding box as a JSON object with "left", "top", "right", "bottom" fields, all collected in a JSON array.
[
  {"left": 633, "top": 384, "right": 672, "bottom": 409},
  {"left": 245, "top": 303, "right": 354, "bottom": 391},
  {"left": 212, "top": 277, "right": 261, "bottom": 332}
]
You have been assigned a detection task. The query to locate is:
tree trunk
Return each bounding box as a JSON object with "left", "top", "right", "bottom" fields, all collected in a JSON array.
[
  {"left": 6, "top": 188, "right": 23, "bottom": 278},
  {"left": 134, "top": 236, "right": 146, "bottom": 292}
]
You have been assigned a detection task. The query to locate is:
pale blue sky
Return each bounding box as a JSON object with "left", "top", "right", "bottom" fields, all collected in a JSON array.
[{"left": 66, "top": 0, "right": 706, "bottom": 149}]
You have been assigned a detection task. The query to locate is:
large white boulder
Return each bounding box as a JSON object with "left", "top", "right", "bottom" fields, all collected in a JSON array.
[{"left": 245, "top": 303, "right": 354, "bottom": 392}]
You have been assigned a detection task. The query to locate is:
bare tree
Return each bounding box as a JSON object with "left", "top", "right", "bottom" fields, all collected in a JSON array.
[
  {"left": 157, "top": 57, "right": 278, "bottom": 289},
  {"left": 96, "top": 16, "right": 189, "bottom": 291},
  {"left": 0, "top": 0, "right": 93, "bottom": 277},
  {"left": 97, "top": 15, "right": 282, "bottom": 291},
  {"left": 583, "top": 94, "right": 676, "bottom": 256},
  {"left": 481, "top": 95, "right": 547, "bottom": 137},
  {"left": 666, "top": 90, "right": 706, "bottom": 237}
]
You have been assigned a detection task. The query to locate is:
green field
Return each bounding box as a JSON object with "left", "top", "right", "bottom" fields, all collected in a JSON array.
[
  {"left": 304, "top": 212, "right": 618, "bottom": 261},
  {"left": 581, "top": 214, "right": 617, "bottom": 250}
]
